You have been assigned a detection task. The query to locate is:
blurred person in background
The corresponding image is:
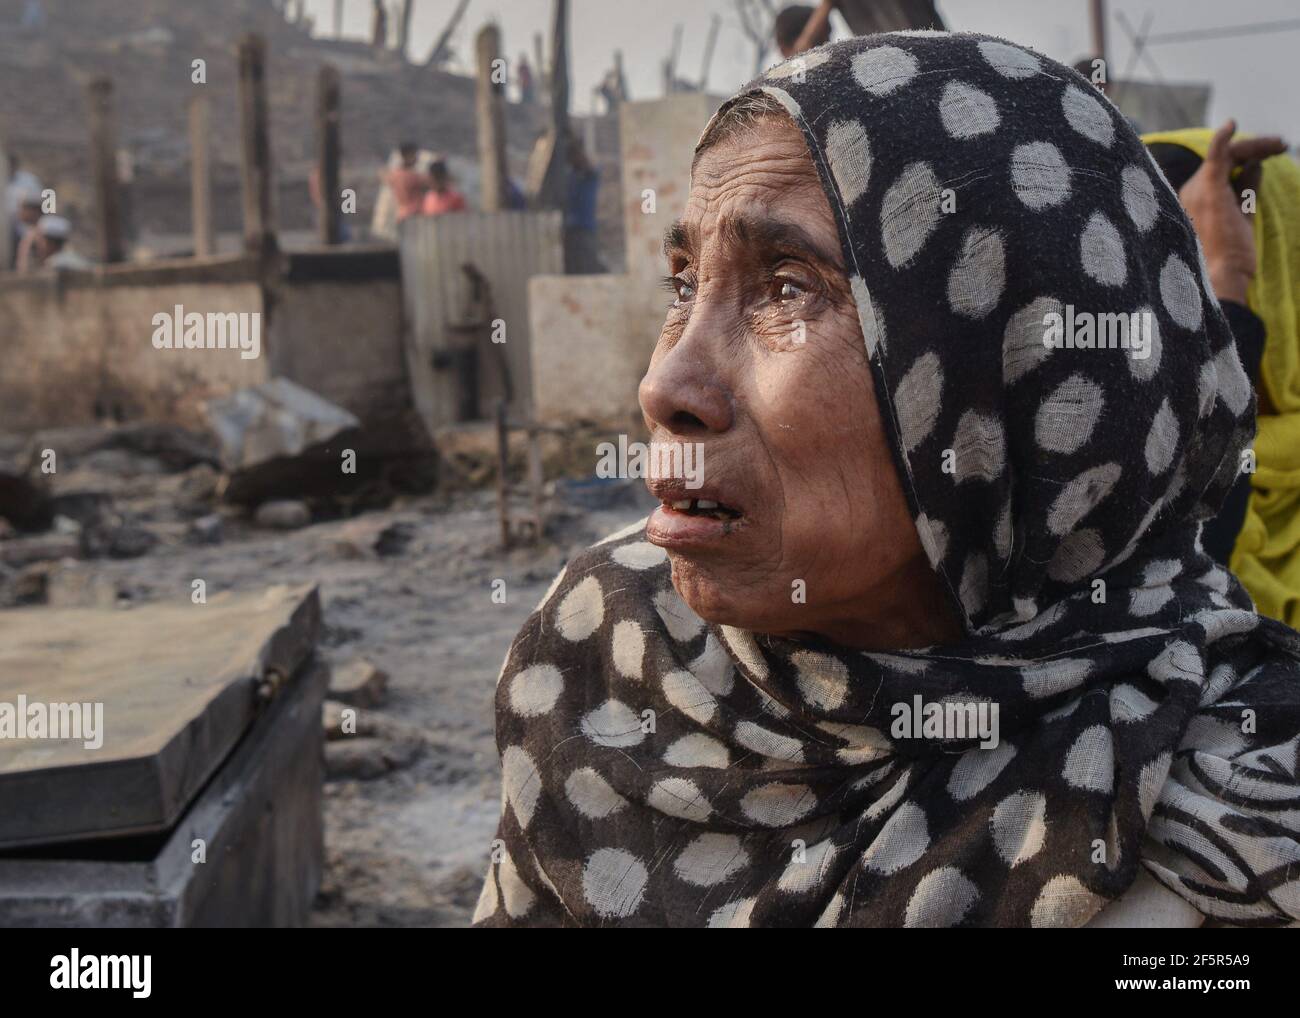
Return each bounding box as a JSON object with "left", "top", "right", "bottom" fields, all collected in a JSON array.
[
  {"left": 503, "top": 175, "right": 529, "bottom": 211},
  {"left": 598, "top": 52, "right": 628, "bottom": 113},
  {"left": 5, "top": 153, "right": 40, "bottom": 216},
  {"left": 563, "top": 135, "right": 602, "bottom": 273},
  {"left": 6, "top": 154, "right": 42, "bottom": 269},
  {"left": 775, "top": 1, "right": 836, "bottom": 58},
  {"left": 421, "top": 159, "right": 467, "bottom": 216},
  {"left": 19, "top": 0, "right": 45, "bottom": 32},
  {"left": 8, "top": 186, "right": 42, "bottom": 270},
  {"left": 16, "top": 215, "right": 89, "bottom": 272},
  {"left": 1147, "top": 124, "right": 1299, "bottom": 628},
  {"left": 517, "top": 53, "right": 536, "bottom": 105},
  {"left": 386, "top": 141, "right": 430, "bottom": 223}
]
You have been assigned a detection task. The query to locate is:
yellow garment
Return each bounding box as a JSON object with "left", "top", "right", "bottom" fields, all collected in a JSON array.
[{"left": 1143, "top": 129, "right": 1300, "bottom": 627}]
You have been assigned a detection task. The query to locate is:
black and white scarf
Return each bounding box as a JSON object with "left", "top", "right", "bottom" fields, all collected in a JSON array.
[{"left": 475, "top": 32, "right": 1300, "bottom": 927}]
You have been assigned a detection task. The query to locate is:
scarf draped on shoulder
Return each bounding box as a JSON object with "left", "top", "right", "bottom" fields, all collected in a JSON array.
[{"left": 474, "top": 32, "right": 1300, "bottom": 928}]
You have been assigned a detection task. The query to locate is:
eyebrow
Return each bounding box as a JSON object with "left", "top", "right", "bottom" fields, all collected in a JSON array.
[{"left": 662, "top": 214, "right": 843, "bottom": 269}]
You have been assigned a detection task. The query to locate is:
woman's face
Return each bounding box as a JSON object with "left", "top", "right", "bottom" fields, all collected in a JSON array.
[{"left": 639, "top": 115, "right": 959, "bottom": 649}]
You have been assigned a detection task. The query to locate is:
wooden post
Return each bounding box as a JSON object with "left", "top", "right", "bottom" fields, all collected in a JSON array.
[
  {"left": 549, "top": 0, "right": 570, "bottom": 130},
  {"left": 525, "top": 424, "right": 544, "bottom": 541},
  {"left": 0, "top": 146, "right": 10, "bottom": 270},
  {"left": 1090, "top": 0, "right": 1108, "bottom": 73},
  {"left": 85, "top": 77, "right": 125, "bottom": 263},
  {"left": 667, "top": 24, "right": 683, "bottom": 94},
  {"left": 316, "top": 65, "right": 341, "bottom": 245},
  {"left": 397, "top": 0, "right": 414, "bottom": 59},
  {"left": 188, "top": 95, "right": 213, "bottom": 257},
  {"left": 237, "top": 34, "right": 277, "bottom": 257},
  {"left": 526, "top": 0, "right": 570, "bottom": 210},
  {"left": 698, "top": 15, "right": 720, "bottom": 91},
  {"left": 424, "top": 0, "right": 470, "bottom": 67},
  {"left": 475, "top": 24, "right": 508, "bottom": 213},
  {"left": 532, "top": 31, "right": 545, "bottom": 96},
  {"left": 495, "top": 400, "right": 511, "bottom": 549}
]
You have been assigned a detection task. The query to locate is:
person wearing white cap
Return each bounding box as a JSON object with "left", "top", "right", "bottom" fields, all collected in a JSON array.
[
  {"left": 7, "top": 183, "right": 41, "bottom": 270},
  {"left": 16, "top": 214, "right": 90, "bottom": 273},
  {"left": 4, "top": 155, "right": 41, "bottom": 218}
]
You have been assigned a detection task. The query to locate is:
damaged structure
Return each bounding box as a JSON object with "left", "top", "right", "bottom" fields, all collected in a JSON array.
[{"left": 0, "top": 585, "right": 325, "bottom": 926}]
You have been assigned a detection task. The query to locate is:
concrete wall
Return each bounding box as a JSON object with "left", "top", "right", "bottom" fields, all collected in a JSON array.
[
  {"left": 0, "top": 248, "right": 409, "bottom": 437},
  {"left": 620, "top": 93, "right": 722, "bottom": 283},
  {"left": 270, "top": 250, "right": 408, "bottom": 433},
  {"left": 529, "top": 274, "right": 663, "bottom": 429},
  {"left": 530, "top": 94, "right": 721, "bottom": 426},
  {"left": 0, "top": 259, "right": 268, "bottom": 430}
]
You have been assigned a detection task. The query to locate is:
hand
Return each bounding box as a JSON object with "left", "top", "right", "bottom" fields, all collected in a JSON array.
[{"left": 1177, "top": 120, "right": 1287, "bottom": 304}]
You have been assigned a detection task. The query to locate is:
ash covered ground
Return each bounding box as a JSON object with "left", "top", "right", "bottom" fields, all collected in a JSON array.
[{"left": 0, "top": 430, "right": 648, "bottom": 927}]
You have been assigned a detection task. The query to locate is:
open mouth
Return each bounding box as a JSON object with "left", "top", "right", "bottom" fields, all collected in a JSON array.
[{"left": 661, "top": 498, "right": 743, "bottom": 521}]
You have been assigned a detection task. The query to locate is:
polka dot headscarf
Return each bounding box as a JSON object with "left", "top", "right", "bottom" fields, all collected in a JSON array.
[
  {"left": 475, "top": 33, "right": 1300, "bottom": 927},
  {"left": 757, "top": 31, "right": 1257, "bottom": 631}
]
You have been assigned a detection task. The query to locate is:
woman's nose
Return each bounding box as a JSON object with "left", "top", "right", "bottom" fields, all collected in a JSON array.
[{"left": 639, "top": 334, "right": 735, "bottom": 437}]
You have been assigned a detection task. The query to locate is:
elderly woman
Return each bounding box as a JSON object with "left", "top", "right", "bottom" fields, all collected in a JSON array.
[{"left": 474, "top": 32, "right": 1300, "bottom": 927}]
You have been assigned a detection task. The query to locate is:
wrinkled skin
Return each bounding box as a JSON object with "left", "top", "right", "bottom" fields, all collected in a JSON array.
[{"left": 639, "top": 115, "right": 962, "bottom": 651}]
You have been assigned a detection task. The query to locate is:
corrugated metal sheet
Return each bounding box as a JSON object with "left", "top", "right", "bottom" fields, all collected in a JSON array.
[{"left": 398, "top": 211, "right": 563, "bottom": 433}]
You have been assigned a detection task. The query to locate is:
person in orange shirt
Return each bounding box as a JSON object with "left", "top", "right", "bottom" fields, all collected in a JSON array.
[
  {"left": 386, "top": 142, "right": 430, "bottom": 222},
  {"left": 421, "top": 159, "right": 467, "bottom": 216}
]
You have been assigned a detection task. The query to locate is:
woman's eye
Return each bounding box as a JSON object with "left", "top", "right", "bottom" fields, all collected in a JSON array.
[
  {"left": 674, "top": 278, "right": 696, "bottom": 303},
  {"left": 774, "top": 278, "right": 807, "bottom": 302}
]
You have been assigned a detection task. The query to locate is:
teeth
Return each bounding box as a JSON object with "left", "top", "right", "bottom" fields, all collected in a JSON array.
[{"left": 666, "top": 498, "right": 735, "bottom": 516}]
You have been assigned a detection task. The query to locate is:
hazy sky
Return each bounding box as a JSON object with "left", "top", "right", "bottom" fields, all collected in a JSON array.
[{"left": 305, "top": 0, "right": 1300, "bottom": 138}]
